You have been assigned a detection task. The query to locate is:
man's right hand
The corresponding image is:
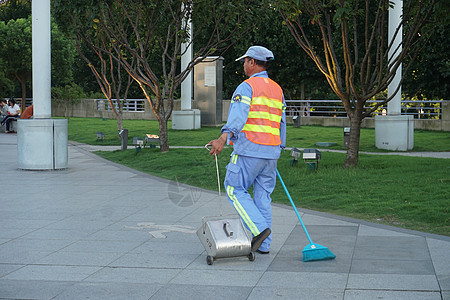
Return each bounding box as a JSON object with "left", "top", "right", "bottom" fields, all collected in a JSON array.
[{"left": 208, "top": 133, "right": 228, "bottom": 156}]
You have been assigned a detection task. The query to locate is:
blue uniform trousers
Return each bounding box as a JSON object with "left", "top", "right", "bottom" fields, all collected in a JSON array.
[{"left": 224, "top": 154, "right": 276, "bottom": 252}]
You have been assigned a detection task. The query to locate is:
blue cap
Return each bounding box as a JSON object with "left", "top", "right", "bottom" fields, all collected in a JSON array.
[{"left": 235, "top": 46, "right": 274, "bottom": 62}]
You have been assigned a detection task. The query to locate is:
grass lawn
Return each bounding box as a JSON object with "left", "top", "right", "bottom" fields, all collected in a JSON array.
[
  {"left": 67, "top": 117, "right": 450, "bottom": 236},
  {"left": 67, "top": 117, "right": 450, "bottom": 152}
]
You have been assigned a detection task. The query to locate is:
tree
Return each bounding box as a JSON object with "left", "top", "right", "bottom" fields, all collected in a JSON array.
[
  {"left": 74, "top": 28, "right": 135, "bottom": 134},
  {"left": 53, "top": 0, "right": 262, "bottom": 152},
  {"left": 279, "top": 0, "right": 440, "bottom": 167},
  {"left": 0, "top": 14, "right": 77, "bottom": 110},
  {"left": 52, "top": 83, "right": 86, "bottom": 119},
  {"left": 0, "top": 16, "right": 31, "bottom": 110}
]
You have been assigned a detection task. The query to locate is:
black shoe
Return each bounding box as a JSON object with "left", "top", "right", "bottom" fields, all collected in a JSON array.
[
  {"left": 251, "top": 228, "right": 271, "bottom": 252},
  {"left": 256, "top": 249, "right": 270, "bottom": 254}
]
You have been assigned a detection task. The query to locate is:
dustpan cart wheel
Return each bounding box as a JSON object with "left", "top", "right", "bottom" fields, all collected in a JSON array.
[
  {"left": 248, "top": 252, "right": 255, "bottom": 261},
  {"left": 206, "top": 255, "right": 214, "bottom": 265}
]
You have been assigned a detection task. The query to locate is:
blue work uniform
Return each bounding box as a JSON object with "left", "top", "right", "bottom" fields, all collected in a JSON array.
[{"left": 222, "top": 71, "right": 286, "bottom": 252}]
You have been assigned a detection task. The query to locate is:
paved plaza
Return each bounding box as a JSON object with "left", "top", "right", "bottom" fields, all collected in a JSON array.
[{"left": 0, "top": 133, "right": 449, "bottom": 299}]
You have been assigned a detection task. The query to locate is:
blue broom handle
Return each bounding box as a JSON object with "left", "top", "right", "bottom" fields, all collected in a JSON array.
[{"left": 276, "top": 169, "right": 314, "bottom": 245}]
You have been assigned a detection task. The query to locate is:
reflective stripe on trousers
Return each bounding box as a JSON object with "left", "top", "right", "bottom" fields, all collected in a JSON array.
[{"left": 224, "top": 154, "right": 277, "bottom": 252}]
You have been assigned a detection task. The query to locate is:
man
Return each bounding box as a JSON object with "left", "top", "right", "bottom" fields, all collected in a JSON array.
[
  {"left": 0, "top": 98, "right": 8, "bottom": 120},
  {"left": 1, "top": 98, "right": 20, "bottom": 133},
  {"left": 208, "top": 46, "right": 286, "bottom": 254}
]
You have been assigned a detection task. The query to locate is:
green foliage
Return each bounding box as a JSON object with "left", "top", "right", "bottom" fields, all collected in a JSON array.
[
  {"left": 52, "top": 83, "right": 86, "bottom": 104},
  {"left": 52, "top": 83, "right": 86, "bottom": 119},
  {"left": 0, "top": 16, "right": 32, "bottom": 80},
  {"left": 66, "top": 117, "right": 450, "bottom": 152}
]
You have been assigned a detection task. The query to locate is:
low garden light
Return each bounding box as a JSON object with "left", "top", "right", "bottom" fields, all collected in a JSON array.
[
  {"left": 133, "top": 137, "right": 144, "bottom": 154},
  {"left": 302, "top": 148, "right": 321, "bottom": 171},
  {"left": 144, "top": 134, "right": 160, "bottom": 149},
  {"left": 290, "top": 146, "right": 302, "bottom": 166},
  {"left": 96, "top": 131, "right": 105, "bottom": 142}
]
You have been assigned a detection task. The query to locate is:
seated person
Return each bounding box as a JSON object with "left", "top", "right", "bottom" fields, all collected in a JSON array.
[
  {"left": 21, "top": 105, "right": 33, "bottom": 119},
  {"left": 0, "top": 98, "right": 8, "bottom": 120},
  {"left": 0, "top": 98, "right": 21, "bottom": 133}
]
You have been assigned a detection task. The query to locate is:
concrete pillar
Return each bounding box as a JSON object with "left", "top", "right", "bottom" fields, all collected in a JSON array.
[
  {"left": 387, "top": 0, "right": 402, "bottom": 115},
  {"left": 172, "top": 5, "right": 201, "bottom": 130},
  {"left": 181, "top": 15, "right": 193, "bottom": 111},
  {"left": 375, "top": 0, "right": 413, "bottom": 151},
  {"left": 32, "top": 0, "right": 51, "bottom": 118},
  {"left": 442, "top": 101, "right": 450, "bottom": 131},
  {"left": 18, "top": 0, "right": 68, "bottom": 170}
]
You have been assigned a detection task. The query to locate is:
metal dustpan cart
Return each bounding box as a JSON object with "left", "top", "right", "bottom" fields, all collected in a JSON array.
[{"left": 197, "top": 145, "right": 254, "bottom": 265}]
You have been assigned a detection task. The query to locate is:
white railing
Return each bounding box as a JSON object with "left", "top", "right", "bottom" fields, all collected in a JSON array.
[
  {"left": 285, "top": 99, "right": 443, "bottom": 119},
  {"left": 97, "top": 99, "right": 146, "bottom": 112},
  {"left": 93, "top": 98, "right": 443, "bottom": 119}
]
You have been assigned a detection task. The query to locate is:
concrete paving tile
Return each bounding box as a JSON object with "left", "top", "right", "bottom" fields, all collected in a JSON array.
[
  {"left": 427, "top": 238, "right": 450, "bottom": 276},
  {"left": 347, "top": 274, "right": 440, "bottom": 291},
  {"left": 0, "top": 249, "right": 53, "bottom": 264},
  {"left": 353, "top": 236, "right": 430, "bottom": 261},
  {"left": 43, "top": 220, "right": 112, "bottom": 232},
  {"left": 53, "top": 281, "right": 163, "bottom": 300},
  {"left": 344, "top": 290, "right": 442, "bottom": 300},
  {"left": 130, "top": 240, "right": 204, "bottom": 255},
  {"left": 189, "top": 252, "right": 274, "bottom": 271},
  {"left": 85, "top": 267, "right": 180, "bottom": 284},
  {"left": 350, "top": 259, "right": 435, "bottom": 274},
  {"left": 84, "top": 229, "right": 152, "bottom": 242},
  {"left": 61, "top": 240, "right": 143, "bottom": 253},
  {"left": 284, "top": 225, "right": 358, "bottom": 246},
  {"left": 443, "top": 291, "right": 450, "bottom": 300},
  {"left": 66, "top": 206, "right": 144, "bottom": 222},
  {"left": 0, "top": 227, "right": 36, "bottom": 239},
  {"left": 0, "top": 238, "right": 75, "bottom": 252},
  {"left": 301, "top": 213, "right": 358, "bottom": 226},
  {"left": 109, "top": 252, "right": 200, "bottom": 269},
  {"left": 21, "top": 228, "right": 96, "bottom": 240},
  {"left": 248, "top": 287, "right": 344, "bottom": 300},
  {"left": 0, "top": 280, "right": 76, "bottom": 299},
  {"left": 0, "top": 264, "right": 24, "bottom": 277},
  {"left": 36, "top": 251, "right": 124, "bottom": 266},
  {"left": 268, "top": 256, "right": 351, "bottom": 273},
  {"left": 150, "top": 284, "right": 252, "bottom": 300},
  {"left": 170, "top": 269, "right": 264, "bottom": 286},
  {"left": 0, "top": 218, "right": 57, "bottom": 229},
  {"left": 357, "top": 224, "right": 415, "bottom": 237},
  {"left": 438, "top": 275, "right": 450, "bottom": 291},
  {"left": 257, "top": 271, "right": 348, "bottom": 289},
  {"left": 0, "top": 238, "right": 10, "bottom": 245},
  {"left": 276, "top": 234, "right": 355, "bottom": 260},
  {"left": 4, "top": 265, "right": 101, "bottom": 281}
]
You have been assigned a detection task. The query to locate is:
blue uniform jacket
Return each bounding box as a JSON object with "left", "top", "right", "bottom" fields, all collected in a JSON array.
[{"left": 221, "top": 71, "right": 286, "bottom": 159}]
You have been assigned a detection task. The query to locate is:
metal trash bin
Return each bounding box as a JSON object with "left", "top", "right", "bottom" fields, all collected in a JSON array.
[
  {"left": 343, "top": 127, "right": 350, "bottom": 148},
  {"left": 119, "top": 129, "right": 128, "bottom": 151}
]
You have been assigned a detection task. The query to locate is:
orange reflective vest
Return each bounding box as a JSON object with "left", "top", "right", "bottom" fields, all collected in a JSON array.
[{"left": 242, "top": 77, "right": 283, "bottom": 146}]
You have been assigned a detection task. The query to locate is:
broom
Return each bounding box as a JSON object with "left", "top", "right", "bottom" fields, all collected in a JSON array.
[{"left": 276, "top": 170, "right": 336, "bottom": 262}]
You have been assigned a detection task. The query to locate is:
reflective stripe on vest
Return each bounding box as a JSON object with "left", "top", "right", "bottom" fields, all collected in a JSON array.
[{"left": 242, "top": 77, "right": 283, "bottom": 146}]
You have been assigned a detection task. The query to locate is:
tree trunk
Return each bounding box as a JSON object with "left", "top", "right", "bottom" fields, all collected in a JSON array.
[
  {"left": 116, "top": 110, "right": 123, "bottom": 137},
  {"left": 158, "top": 117, "right": 169, "bottom": 152},
  {"left": 344, "top": 117, "right": 362, "bottom": 168},
  {"left": 20, "top": 80, "right": 27, "bottom": 114}
]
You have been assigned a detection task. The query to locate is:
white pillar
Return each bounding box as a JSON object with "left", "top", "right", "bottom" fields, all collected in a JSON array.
[
  {"left": 375, "top": 0, "right": 413, "bottom": 151},
  {"left": 387, "top": 0, "right": 402, "bottom": 115},
  {"left": 173, "top": 5, "right": 201, "bottom": 130},
  {"left": 32, "top": 0, "right": 52, "bottom": 118},
  {"left": 18, "top": 0, "right": 68, "bottom": 170},
  {"left": 181, "top": 10, "right": 193, "bottom": 110}
]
